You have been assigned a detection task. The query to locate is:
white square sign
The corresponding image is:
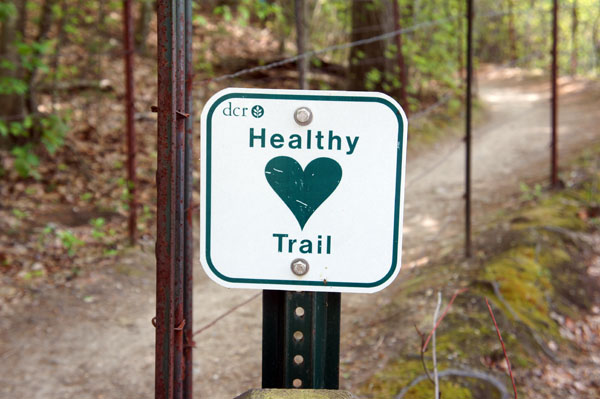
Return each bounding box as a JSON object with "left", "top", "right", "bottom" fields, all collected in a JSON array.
[{"left": 200, "top": 88, "right": 407, "bottom": 293}]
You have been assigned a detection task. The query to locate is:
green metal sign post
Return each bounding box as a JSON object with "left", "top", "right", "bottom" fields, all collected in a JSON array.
[{"left": 262, "top": 291, "right": 341, "bottom": 389}]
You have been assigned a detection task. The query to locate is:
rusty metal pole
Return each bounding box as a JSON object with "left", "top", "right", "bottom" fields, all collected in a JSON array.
[
  {"left": 551, "top": 0, "right": 559, "bottom": 187},
  {"left": 122, "top": 0, "right": 136, "bottom": 245},
  {"left": 392, "top": 0, "right": 408, "bottom": 116},
  {"left": 156, "top": 0, "right": 176, "bottom": 397},
  {"left": 182, "top": 0, "right": 194, "bottom": 396},
  {"left": 173, "top": 0, "right": 186, "bottom": 396},
  {"left": 465, "top": 0, "right": 473, "bottom": 258}
]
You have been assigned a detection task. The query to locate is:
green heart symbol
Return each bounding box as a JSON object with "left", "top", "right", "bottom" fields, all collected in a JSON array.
[{"left": 265, "top": 156, "right": 342, "bottom": 230}]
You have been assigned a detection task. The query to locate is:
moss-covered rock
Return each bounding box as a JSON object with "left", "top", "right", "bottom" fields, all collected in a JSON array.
[{"left": 359, "top": 147, "right": 600, "bottom": 398}]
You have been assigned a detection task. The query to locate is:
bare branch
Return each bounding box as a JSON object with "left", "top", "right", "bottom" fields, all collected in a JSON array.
[
  {"left": 414, "top": 324, "right": 434, "bottom": 384},
  {"left": 433, "top": 292, "right": 442, "bottom": 399},
  {"left": 486, "top": 298, "right": 518, "bottom": 399},
  {"left": 422, "top": 288, "right": 468, "bottom": 353}
]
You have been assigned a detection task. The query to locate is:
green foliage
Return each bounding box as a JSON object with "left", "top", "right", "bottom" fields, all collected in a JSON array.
[
  {"left": 138, "top": 205, "right": 153, "bottom": 229},
  {"left": 193, "top": 14, "right": 208, "bottom": 27},
  {"left": 0, "top": 2, "right": 16, "bottom": 21},
  {"left": 17, "top": 40, "right": 53, "bottom": 72},
  {"left": 11, "top": 144, "right": 40, "bottom": 179},
  {"left": 40, "top": 114, "right": 67, "bottom": 154},
  {"left": 2, "top": 114, "right": 67, "bottom": 178},
  {"left": 12, "top": 208, "right": 28, "bottom": 220},
  {"left": 57, "top": 230, "right": 84, "bottom": 256},
  {"left": 0, "top": 75, "right": 28, "bottom": 95},
  {"left": 365, "top": 68, "right": 382, "bottom": 90},
  {"left": 80, "top": 192, "right": 93, "bottom": 201},
  {"left": 117, "top": 177, "right": 134, "bottom": 206},
  {"left": 0, "top": 1, "right": 69, "bottom": 179},
  {"left": 519, "top": 182, "right": 543, "bottom": 201},
  {"left": 213, "top": 0, "right": 285, "bottom": 29},
  {"left": 213, "top": 5, "right": 233, "bottom": 22},
  {"left": 90, "top": 217, "right": 106, "bottom": 240}
]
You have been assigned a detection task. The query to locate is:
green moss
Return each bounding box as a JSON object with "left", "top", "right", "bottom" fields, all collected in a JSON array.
[
  {"left": 360, "top": 359, "right": 422, "bottom": 398},
  {"left": 403, "top": 380, "right": 472, "bottom": 399},
  {"left": 361, "top": 359, "right": 472, "bottom": 399},
  {"left": 512, "top": 199, "right": 585, "bottom": 231},
  {"left": 396, "top": 273, "right": 431, "bottom": 297},
  {"left": 482, "top": 246, "right": 561, "bottom": 338}
]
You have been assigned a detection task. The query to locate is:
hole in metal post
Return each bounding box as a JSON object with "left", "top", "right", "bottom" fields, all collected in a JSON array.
[
  {"left": 293, "top": 378, "right": 302, "bottom": 388},
  {"left": 295, "top": 307, "right": 305, "bottom": 317},
  {"left": 293, "top": 331, "right": 304, "bottom": 342},
  {"left": 294, "top": 354, "right": 304, "bottom": 365}
]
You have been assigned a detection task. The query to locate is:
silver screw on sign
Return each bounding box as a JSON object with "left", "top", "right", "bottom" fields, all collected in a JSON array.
[
  {"left": 294, "top": 107, "right": 313, "bottom": 126},
  {"left": 291, "top": 258, "right": 309, "bottom": 276}
]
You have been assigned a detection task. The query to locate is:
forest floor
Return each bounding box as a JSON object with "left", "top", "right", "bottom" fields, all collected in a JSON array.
[{"left": 0, "top": 67, "right": 599, "bottom": 399}]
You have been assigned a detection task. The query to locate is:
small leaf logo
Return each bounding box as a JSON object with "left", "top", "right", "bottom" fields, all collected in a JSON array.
[{"left": 251, "top": 105, "right": 264, "bottom": 118}]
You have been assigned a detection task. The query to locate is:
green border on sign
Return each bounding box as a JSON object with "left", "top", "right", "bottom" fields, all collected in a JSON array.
[{"left": 205, "top": 92, "right": 405, "bottom": 288}]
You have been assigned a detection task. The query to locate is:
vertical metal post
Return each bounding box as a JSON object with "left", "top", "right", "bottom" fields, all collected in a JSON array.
[
  {"left": 551, "top": 0, "right": 559, "bottom": 187},
  {"left": 392, "top": 0, "right": 408, "bottom": 115},
  {"left": 155, "top": 0, "right": 176, "bottom": 397},
  {"left": 262, "top": 291, "right": 341, "bottom": 389},
  {"left": 465, "top": 0, "right": 473, "bottom": 258},
  {"left": 173, "top": 0, "right": 186, "bottom": 397},
  {"left": 122, "top": 0, "right": 136, "bottom": 245},
  {"left": 182, "top": 0, "right": 194, "bottom": 396},
  {"left": 295, "top": 0, "right": 309, "bottom": 89},
  {"left": 156, "top": 0, "right": 191, "bottom": 397}
]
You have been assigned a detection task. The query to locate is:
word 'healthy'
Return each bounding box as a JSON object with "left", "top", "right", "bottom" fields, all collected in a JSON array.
[{"left": 249, "top": 128, "right": 359, "bottom": 155}]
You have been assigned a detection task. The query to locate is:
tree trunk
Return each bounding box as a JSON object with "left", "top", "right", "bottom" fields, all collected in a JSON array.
[
  {"left": 507, "top": 0, "right": 517, "bottom": 62},
  {"left": 50, "top": 0, "right": 67, "bottom": 109},
  {"left": 457, "top": 0, "right": 464, "bottom": 81},
  {"left": 295, "top": 0, "right": 309, "bottom": 89},
  {"left": 570, "top": 0, "right": 578, "bottom": 76},
  {"left": 16, "top": 0, "right": 26, "bottom": 38},
  {"left": 135, "top": 0, "right": 154, "bottom": 54},
  {"left": 594, "top": 7, "right": 600, "bottom": 75},
  {"left": 24, "top": 0, "right": 57, "bottom": 114},
  {"left": 0, "top": 0, "right": 26, "bottom": 121},
  {"left": 392, "top": 0, "right": 408, "bottom": 112},
  {"left": 348, "top": 0, "right": 392, "bottom": 91}
]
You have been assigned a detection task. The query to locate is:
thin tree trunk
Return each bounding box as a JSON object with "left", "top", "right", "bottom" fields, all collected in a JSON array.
[
  {"left": 507, "top": 0, "right": 517, "bottom": 62},
  {"left": 458, "top": 0, "right": 464, "bottom": 81},
  {"left": 392, "top": 0, "right": 408, "bottom": 112},
  {"left": 0, "top": 0, "right": 26, "bottom": 121},
  {"left": 25, "top": 0, "right": 57, "bottom": 114},
  {"left": 36, "top": 0, "right": 55, "bottom": 42},
  {"left": 570, "top": 0, "right": 578, "bottom": 76},
  {"left": 50, "top": 0, "right": 67, "bottom": 110},
  {"left": 17, "top": 0, "right": 27, "bottom": 39},
  {"left": 135, "top": 0, "right": 154, "bottom": 54},
  {"left": 594, "top": 10, "right": 600, "bottom": 75},
  {"left": 95, "top": 0, "right": 106, "bottom": 79},
  {"left": 295, "top": 0, "right": 309, "bottom": 89}
]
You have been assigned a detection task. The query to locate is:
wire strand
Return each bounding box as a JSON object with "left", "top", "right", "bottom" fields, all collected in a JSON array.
[{"left": 197, "top": 7, "right": 543, "bottom": 85}]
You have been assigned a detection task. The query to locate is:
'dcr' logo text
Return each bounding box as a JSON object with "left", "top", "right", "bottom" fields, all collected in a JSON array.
[{"left": 222, "top": 102, "right": 264, "bottom": 118}]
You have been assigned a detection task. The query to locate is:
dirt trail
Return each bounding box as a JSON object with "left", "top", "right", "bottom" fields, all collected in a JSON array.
[{"left": 0, "top": 68, "right": 599, "bottom": 399}]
